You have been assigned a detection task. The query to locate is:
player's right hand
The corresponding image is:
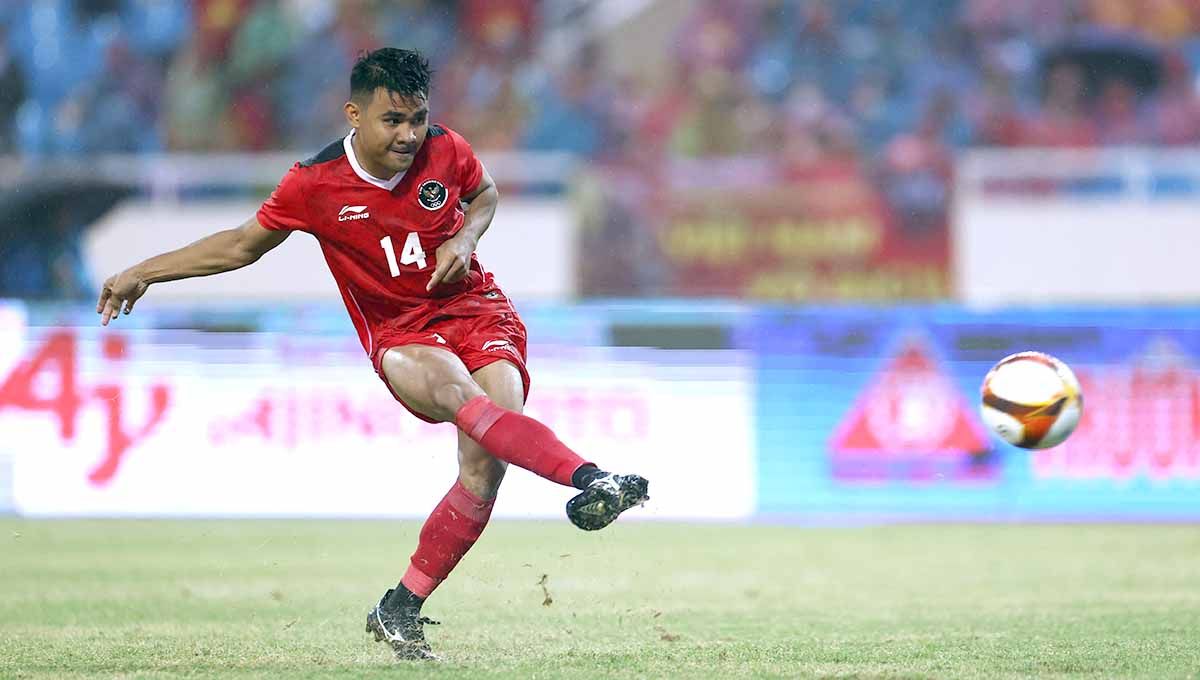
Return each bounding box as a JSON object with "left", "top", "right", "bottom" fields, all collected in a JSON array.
[
  {"left": 97, "top": 269, "right": 149, "bottom": 326},
  {"left": 427, "top": 233, "right": 476, "bottom": 291}
]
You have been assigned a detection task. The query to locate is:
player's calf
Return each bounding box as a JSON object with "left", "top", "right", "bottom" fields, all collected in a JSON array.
[{"left": 457, "top": 447, "right": 506, "bottom": 500}]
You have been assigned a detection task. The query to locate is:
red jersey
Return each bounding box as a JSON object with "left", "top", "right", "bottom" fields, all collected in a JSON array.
[{"left": 257, "top": 125, "right": 503, "bottom": 357}]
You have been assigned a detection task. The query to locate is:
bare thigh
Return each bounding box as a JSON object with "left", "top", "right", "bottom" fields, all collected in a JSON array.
[{"left": 378, "top": 344, "right": 487, "bottom": 423}]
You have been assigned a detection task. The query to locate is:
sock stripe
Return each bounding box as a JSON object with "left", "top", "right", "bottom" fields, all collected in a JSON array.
[
  {"left": 401, "top": 563, "right": 442, "bottom": 599},
  {"left": 466, "top": 403, "right": 505, "bottom": 440},
  {"left": 447, "top": 480, "right": 495, "bottom": 522},
  {"left": 450, "top": 478, "right": 487, "bottom": 505}
]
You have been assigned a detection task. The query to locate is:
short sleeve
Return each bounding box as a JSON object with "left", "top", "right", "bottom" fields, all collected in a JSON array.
[
  {"left": 257, "top": 164, "right": 310, "bottom": 232},
  {"left": 450, "top": 129, "right": 484, "bottom": 195}
]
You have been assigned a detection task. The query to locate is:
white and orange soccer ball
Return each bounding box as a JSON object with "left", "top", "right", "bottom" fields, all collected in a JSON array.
[{"left": 979, "top": 352, "right": 1083, "bottom": 449}]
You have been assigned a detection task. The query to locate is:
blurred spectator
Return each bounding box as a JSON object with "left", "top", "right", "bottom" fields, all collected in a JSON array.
[
  {"left": 878, "top": 93, "right": 957, "bottom": 238},
  {"left": 1151, "top": 50, "right": 1200, "bottom": 143},
  {"left": 0, "top": 27, "right": 25, "bottom": 153},
  {"left": 225, "top": 0, "right": 296, "bottom": 149},
  {"left": 1096, "top": 76, "right": 1150, "bottom": 144},
  {"left": 744, "top": 0, "right": 798, "bottom": 102},
  {"left": 670, "top": 67, "right": 751, "bottom": 157},
  {"left": 375, "top": 0, "right": 459, "bottom": 68},
  {"left": 674, "top": 0, "right": 754, "bottom": 74},
  {"left": 967, "top": 64, "right": 1026, "bottom": 146},
  {"left": 909, "top": 24, "right": 979, "bottom": 107},
  {"left": 522, "top": 47, "right": 610, "bottom": 156},
  {"left": 1019, "top": 62, "right": 1098, "bottom": 147},
  {"left": 460, "top": 65, "right": 531, "bottom": 150},
  {"left": 193, "top": 0, "right": 253, "bottom": 63},
  {"left": 163, "top": 42, "right": 234, "bottom": 150},
  {"left": 1089, "top": 0, "right": 1199, "bottom": 42},
  {"left": 460, "top": 0, "right": 537, "bottom": 60},
  {"left": 80, "top": 38, "right": 164, "bottom": 153},
  {"left": 792, "top": 0, "right": 856, "bottom": 101}
]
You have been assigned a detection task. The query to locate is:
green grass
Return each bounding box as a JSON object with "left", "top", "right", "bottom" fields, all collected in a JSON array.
[{"left": 2, "top": 520, "right": 1198, "bottom": 679}]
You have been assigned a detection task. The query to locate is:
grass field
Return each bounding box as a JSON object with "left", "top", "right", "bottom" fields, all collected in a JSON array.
[{"left": 2, "top": 520, "right": 1198, "bottom": 679}]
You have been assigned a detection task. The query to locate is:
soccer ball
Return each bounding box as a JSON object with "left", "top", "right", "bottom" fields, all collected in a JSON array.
[{"left": 979, "top": 352, "right": 1083, "bottom": 449}]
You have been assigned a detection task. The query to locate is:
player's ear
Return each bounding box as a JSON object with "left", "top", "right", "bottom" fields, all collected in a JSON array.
[{"left": 344, "top": 99, "right": 361, "bottom": 128}]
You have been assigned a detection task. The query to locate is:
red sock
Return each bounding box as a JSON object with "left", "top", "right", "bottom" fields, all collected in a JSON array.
[
  {"left": 402, "top": 479, "right": 495, "bottom": 599},
  {"left": 455, "top": 396, "right": 590, "bottom": 487}
]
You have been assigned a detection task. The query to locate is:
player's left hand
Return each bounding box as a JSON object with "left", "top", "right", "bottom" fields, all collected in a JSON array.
[{"left": 427, "top": 233, "right": 477, "bottom": 291}]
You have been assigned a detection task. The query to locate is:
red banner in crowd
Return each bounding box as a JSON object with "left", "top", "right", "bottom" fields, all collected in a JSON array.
[{"left": 579, "top": 158, "right": 949, "bottom": 301}]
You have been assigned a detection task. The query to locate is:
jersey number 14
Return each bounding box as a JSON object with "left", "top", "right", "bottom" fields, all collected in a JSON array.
[{"left": 379, "top": 233, "right": 426, "bottom": 275}]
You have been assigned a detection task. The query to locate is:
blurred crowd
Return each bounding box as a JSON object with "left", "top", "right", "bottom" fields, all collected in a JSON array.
[
  {"left": 0, "top": 0, "right": 604, "bottom": 155},
  {"left": 5, "top": 0, "right": 1200, "bottom": 300},
  {"left": 3, "top": 0, "right": 1200, "bottom": 160}
]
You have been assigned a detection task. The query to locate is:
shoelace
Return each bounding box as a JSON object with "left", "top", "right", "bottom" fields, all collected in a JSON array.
[{"left": 593, "top": 474, "right": 623, "bottom": 494}]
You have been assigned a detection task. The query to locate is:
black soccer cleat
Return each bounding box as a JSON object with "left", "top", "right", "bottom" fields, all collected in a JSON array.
[
  {"left": 566, "top": 473, "right": 650, "bottom": 531},
  {"left": 365, "top": 589, "right": 441, "bottom": 661}
]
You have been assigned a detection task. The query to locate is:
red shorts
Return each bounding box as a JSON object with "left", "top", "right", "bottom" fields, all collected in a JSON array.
[{"left": 370, "top": 300, "right": 530, "bottom": 424}]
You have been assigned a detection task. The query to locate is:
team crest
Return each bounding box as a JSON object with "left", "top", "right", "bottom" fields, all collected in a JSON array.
[{"left": 417, "top": 179, "right": 448, "bottom": 210}]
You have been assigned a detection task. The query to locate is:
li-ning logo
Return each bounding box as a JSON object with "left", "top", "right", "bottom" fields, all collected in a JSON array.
[
  {"left": 338, "top": 205, "right": 370, "bottom": 222},
  {"left": 482, "top": 339, "right": 512, "bottom": 352}
]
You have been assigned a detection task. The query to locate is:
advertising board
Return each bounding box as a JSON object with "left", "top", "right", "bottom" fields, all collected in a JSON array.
[{"left": 3, "top": 314, "right": 754, "bottom": 519}]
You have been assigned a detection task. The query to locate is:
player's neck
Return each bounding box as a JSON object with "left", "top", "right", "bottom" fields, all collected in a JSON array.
[{"left": 349, "top": 132, "right": 397, "bottom": 181}]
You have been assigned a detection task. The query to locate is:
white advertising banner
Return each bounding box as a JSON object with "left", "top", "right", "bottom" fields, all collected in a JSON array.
[
  {"left": 4, "top": 327, "right": 754, "bottom": 520},
  {"left": 0, "top": 302, "right": 24, "bottom": 512},
  {"left": 954, "top": 149, "right": 1200, "bottom": 304}
]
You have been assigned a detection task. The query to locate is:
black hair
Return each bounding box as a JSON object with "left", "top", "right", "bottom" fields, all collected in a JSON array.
[{"left": 350, "top": 48, "right": 431, "bottom": 103}]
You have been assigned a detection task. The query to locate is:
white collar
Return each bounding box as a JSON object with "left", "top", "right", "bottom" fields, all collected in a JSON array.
[{"left": 344, "top": 131, "right": 406, "bottom": 190}]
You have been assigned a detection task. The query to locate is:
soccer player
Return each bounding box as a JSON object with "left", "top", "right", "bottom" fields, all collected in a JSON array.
[{"left": 95, "top": 48, "right": 649, "bottom": 661}]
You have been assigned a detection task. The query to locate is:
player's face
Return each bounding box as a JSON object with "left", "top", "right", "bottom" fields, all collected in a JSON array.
[{"left": 346, "top": 87, "right": 430, "bottom": 177}]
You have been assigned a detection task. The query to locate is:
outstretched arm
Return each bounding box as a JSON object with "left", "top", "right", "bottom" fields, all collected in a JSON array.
[
  {"left": 427, "top": 166, "right": 498, "bottom": 291},
  {"left": 96, "top": 217, "right": 290, "bottom": 325}
]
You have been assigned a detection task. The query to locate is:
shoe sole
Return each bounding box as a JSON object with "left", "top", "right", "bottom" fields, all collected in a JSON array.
[{"left": 566, "top": 475, "right": 649, "bottom": 531}]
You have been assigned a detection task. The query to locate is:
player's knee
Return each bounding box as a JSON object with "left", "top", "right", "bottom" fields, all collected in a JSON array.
[{"left": 430, "top": 379, "right": 485, "bottom": 420}]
